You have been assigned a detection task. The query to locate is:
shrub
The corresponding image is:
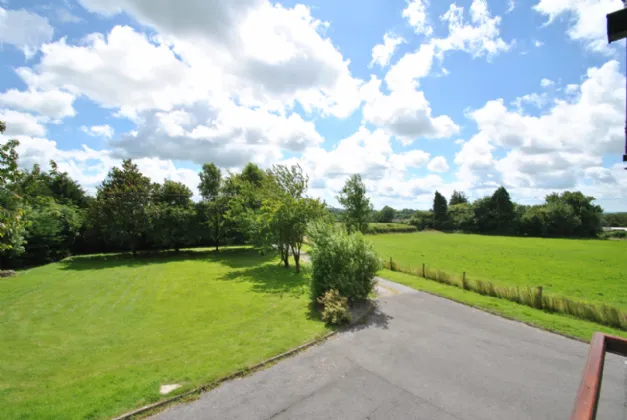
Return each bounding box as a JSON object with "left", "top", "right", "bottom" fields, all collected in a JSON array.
[
  {"left": 317, "top": 289, "right": 351, "bottom": 325},
  {"left": 0, "top": 270, "right": 16, "bottom": 278},
  {"left": 307, "top": 221, "right": 381, "bottom": 301}
]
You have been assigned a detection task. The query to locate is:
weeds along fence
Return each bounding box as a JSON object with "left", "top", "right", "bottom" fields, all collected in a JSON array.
[{"left": 382, "top": 258, "right": 627, "bottom": 331}]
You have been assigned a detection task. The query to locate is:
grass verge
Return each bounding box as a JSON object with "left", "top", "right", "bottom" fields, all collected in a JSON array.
[{"left": 380, "top": 269, "right": 627, "bottom": 342}]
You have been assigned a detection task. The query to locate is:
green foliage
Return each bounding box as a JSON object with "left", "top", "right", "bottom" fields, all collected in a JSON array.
[
  {"left": 337, "top": 174, "right": 372, "bottom": 234},
  {"left": 367, "top": 223, "right": 417, "bottom": 234},
  {"left": 0, "top": 132, "right": 26, "bottom": 263},
  {"left": 448, "top": 203, "right": 475, "bottom": 232},
  {"left": 602, "top": 230, "right": 627, "bottom": 239},
  {"left": 602, "top": 212, "right": 627, "bottom": 227},
  {"left": 490, "top": 186, "right": 516, "bottom": 234},
  {"left": 317, "top": 289, "right": 351, "bottom": 325},
  {"left": 432, "top": 191, "right": 448, "bottom": 229},
  {"left": 21, "top": 197, "right": 83, "bottom": 265},
  {"left": 308, "top": 221, "right": 381, "bottom": 301},
  {"left": 449, "top": 190, "right": 468, "bottom": 206},
  {"left": 409, "top": 210, "right": 434, "bottom": 230},
  {"left": 150, "top": 181, "right": 196, "bottom": 252},
  {"left": 377, "top": 205, "right": 395, "bottom": 223},
  {"left": 88, "top": 160, "right": 154, "bottom": 254}
]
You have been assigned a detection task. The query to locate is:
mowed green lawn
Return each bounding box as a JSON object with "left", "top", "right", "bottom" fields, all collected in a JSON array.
[
  {"left": 0, "top": 249, "right": 330, "bottom": 419},
  {"left": 370, "top": 232, "right": 627, "bottom": 309}
]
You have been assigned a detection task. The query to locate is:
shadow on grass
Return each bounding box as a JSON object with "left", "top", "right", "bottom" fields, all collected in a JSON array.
[
  {"left": 218, "top": 263, "right": 311, "bottom": 298},
  {"left": 59, "top": 247, "right": 276, "bottom": 271}
]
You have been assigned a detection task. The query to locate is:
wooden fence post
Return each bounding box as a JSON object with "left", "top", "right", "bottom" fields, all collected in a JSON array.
[
  {"left": 462, "top": 272, "right": 467, "bottom": 290},
  {"left": 422, "top": 263, "right": 425, "bottom": 278},
  {"left": 537, "top": 286, "right": 543, "bottom": 309}
]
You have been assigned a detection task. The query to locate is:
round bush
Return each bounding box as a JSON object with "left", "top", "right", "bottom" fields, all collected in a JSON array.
[{"left": 307, "top": 221, "right": 381, "bottom": 302}]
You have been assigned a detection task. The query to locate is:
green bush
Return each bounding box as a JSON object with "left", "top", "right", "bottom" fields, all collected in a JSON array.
[
  {"left": 317, "top": 289, "right": 351, "bottom": 325},
  {"left": 602, "top": 230, "right": 627, "bottom": 239},
  {"left": 307, "top": 221, "right": 381, "bottom": 301}
]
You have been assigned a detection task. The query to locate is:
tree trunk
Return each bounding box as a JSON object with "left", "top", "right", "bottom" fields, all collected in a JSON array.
[
  {"left": 292, "top": 246, "right": 300, "bottom": 273},
  {"left": 214, "top": 220, "right": 220, "bottom": 252},
  {"left": 281, "top": 244, "right": 290, "bottom": 268}
]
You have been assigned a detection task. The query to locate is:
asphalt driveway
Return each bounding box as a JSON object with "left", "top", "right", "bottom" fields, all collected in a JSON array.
[{"left": 154, "top": 285, "right": 625, "bottom": 420}]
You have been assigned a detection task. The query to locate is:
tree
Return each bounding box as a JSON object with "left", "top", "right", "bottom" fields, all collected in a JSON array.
[
  {"left": 337, "top": 174, "right": 372, "bottom": 234},
  {"left": 490, "top": 186, "right": 516, "bottom": 234},
  {"left": 519, "top": 205, "right": 548, "bottom": 237},
  {"left": 449, "top": 190, "right": 469, "bottom": 206},
  {"left": 546, "top": 191, "right": 602, "bottom": 237},
  {"left": 409, "top": 210, "right": 434, "bottom": 230},
  {"left": 199, "top": 163, "right": 226, "bottom": 251},
  {"left": 448, "top": 203, "right": 475, "bottom": 232},
  {"left": 89, "top": 160, "right": 153, "bottom": 255},
  {"left": 432, "top": 191, "right": 448, "bottom": 230},
  {"left": 0, "top": 123, "right": 26, "bottom": 266},
  {"left": 378, "top": 206, "right": 395, "bottom": 223},
  {"left": 151, "top": 180, "right": 196, "bottom": 252}
]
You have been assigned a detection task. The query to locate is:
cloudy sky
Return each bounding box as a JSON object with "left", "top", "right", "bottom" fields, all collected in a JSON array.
[{"left": 1, "top": 0, "right": 626, "bottom": 211}]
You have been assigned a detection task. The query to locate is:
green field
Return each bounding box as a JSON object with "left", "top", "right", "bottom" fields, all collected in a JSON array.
[
  {"left": 0, "top": 249, "right": 329, "bottom": 419},
  {"left": 370, "top": 232, "right": 627, "bottom": 309}
]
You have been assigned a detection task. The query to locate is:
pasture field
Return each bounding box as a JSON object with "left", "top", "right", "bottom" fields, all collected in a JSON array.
[
  {"left": 0, "top": 249, "right": 329, "bottom": 419},
  {"left": 370, "top": 232, "right": 627, "bottom": 309}
]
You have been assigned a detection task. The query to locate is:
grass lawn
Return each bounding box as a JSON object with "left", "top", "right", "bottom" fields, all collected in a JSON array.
[
  {"left": 370, "top": 232, "right": 627, "bottom": 309},
  {"left": 381, "top": 269, "right": 627, "bottom": 342},
  {"left": 0, "top": 249, "right": 330, "bottom": 419}
]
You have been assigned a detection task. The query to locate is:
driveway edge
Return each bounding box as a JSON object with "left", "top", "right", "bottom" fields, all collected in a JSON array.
[{"left": 112, "top": 300, "right": 376, "bottom": 420}]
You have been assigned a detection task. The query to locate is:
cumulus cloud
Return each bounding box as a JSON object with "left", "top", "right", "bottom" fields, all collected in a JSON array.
[
  {"left": 81, "top": 124, "right": 114, "bottom": 139},
  {"left": 403, "top": 0, "right": 432, "bottom": 36},
  {"left": 0, "top": 7, "right": 54, "bottom": 58},
  {"left": 428, "top": 156, "right": 450, "bottom": 173},
  {"left": 370, "top": 33, "right": 405, "bottom": 68},
  {"left": 0, "top": 109, "right": 47, "bottom": 137},
  {"left": 0, "top": 88, "right": 75, "bottom": 119},
  {"left": 534, "top": 0, "right": 623, "bottom": 54},
  {"left": 457, "top": 60, "right": 626, "bottom": 198},
  {"left": 434, "top": 0, "right": 511, "bottom": 60}
]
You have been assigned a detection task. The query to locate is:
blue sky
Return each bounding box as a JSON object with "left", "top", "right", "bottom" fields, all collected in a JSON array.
[{"left": 0, "top": 0, "right": 626, "bottom": 211}]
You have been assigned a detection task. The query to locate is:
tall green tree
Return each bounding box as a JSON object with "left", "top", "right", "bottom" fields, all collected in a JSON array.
[
  {"left": 432, "top": 191, "right": 448, "bottom": 229},
  {"left": 199, "top": 163, "right": 227, "bottom": 251},
  {"left": 151, "top": 180, "right": 196, "bottom": 252},
  {"left": 448, "top": 203, "right": 475, "bottom": 232},
  {"left": 89, "top": 160, "right": 153, "bottom": 255},
  {"left": 490, "top": 186, "right": 516, "bottom": 234},
  {"left": 449, "top": 190, "right": 469, "bottom": 206},
  {"left": 378, "top": 206, "right": 396, "bottom": 223},
  {"left": 546, "top": 191, "right": 602, "bottom": 237},
  {"left": 0, "top": 123, "right": 26, "bottom": 266},
  {"left": 337, "top": 174, "right": 372, "bottom": 234}
]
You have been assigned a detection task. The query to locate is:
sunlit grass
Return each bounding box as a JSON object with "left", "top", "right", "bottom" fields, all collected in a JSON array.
[{"left": 0, "top": 249, "right": 329, "bottom": 419}]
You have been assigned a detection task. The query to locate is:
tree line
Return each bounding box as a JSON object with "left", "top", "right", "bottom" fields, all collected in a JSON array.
[
  {"left": 411, "top": 187, "right": 606, "bottom": 238},
  {"left": 0, "top": 122, "right": 329, "bottom": 270}
]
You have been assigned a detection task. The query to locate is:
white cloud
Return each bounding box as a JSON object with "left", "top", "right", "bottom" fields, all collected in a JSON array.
[
  {"left": 506, "top": 0, "right": 515, "bottom": 14},
  {"left": 403, "top": 0, "right": 432, "bottom": 36},
  {"left": 540, "top": 78, "right": 554, "bottom": 88},
  {"left": 0, "top": 7, "right": 54, "bottom": 58},
  {"left": 81, "top": 124, "right": 114, "bottom": 139},
  {"left": 0, "top": 88, "right": 75, "bottom": 119},
  {"left": 434, "top": 0, "right": 511, "bottom": 60},
  {"left": 0, "top": 109, "right": 47, "bottom": 137},
  {"left": 362, "top": 76, "right": 459, "bottom": 144},
  {"left": 457, "top": 60, "right": 626, "bottom": 199},
  {"left": 370, "top": 33, "right": 405, "bottom": 68},
  {"left": 72, "top": 1, "right": 363, "bottom": 119},
  {"left": 534, "top": 40, "right": 544, "bottom": 48},
  {"left": 56, "top": 8, "right": 84, "bottom": 23},
  {"left": 534, "top": 0, "right": 623, "bottom": 54},
  {"left": 428, "top": 156, "right": 449, "bottom": 173}
]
